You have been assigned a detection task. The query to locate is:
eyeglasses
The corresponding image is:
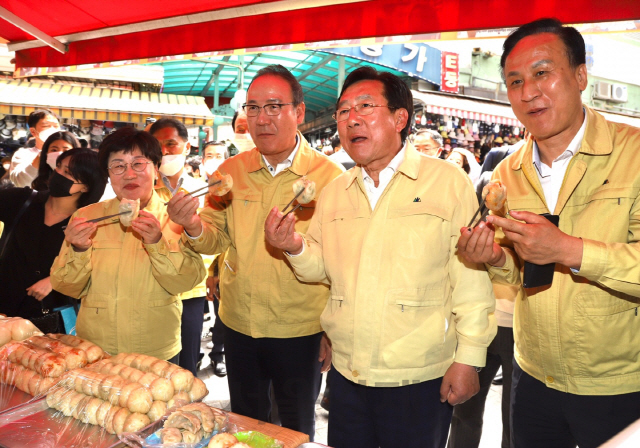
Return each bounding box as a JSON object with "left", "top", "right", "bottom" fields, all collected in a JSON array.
[
  {"left": 332, "top": 103, "right": 395, "bottom": 122},
  {"left": 242, "top": 103, "right": 294, "bottom": 117},
  {"left": 108, "top": 160, "right": 152, "bottom": 175}
]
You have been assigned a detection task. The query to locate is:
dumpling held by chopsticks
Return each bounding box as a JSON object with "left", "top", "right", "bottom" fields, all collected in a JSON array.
[
  {"left": 208, "top": 171, "right": 233, "bottom": 197},
  {"left": 292, "top": 177, "right": 316, "bottom": 205},
  {"left": 119, "top": 198, "right": 140, "bottom": 227},
  {"left": 482, "top": 180, "right": 507, "bottom": 212}
]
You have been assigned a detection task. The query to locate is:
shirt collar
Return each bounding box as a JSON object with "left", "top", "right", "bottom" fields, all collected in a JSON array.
[
  {"left": 261, "top": 134, "right": 300, "bottom": 175},
  {"left": 361, "top": 142, "right": 407, "bottom": 186},
  {"left": 532, "top": 108, "right": 587, "bottom": 172}
]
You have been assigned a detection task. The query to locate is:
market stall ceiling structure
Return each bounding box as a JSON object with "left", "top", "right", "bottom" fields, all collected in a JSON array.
[{"left": 1, "top": 0, "right": 640, "bottom": 69}]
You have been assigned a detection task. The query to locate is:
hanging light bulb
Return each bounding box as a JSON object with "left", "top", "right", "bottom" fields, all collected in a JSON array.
[
  {"left": 421, "top": 114, "right": 427, "bottom": 126},
  {"left": 494, "top": 124, "right": 500, "bottom": 133}
]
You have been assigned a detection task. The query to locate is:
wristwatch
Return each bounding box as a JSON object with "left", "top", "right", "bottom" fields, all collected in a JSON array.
[{"left": 473, "top": 366, "right": 483, "bottom": 373}]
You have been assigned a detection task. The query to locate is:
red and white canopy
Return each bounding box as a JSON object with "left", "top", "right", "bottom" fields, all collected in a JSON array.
[{"left": 2, "top": 0, "right": 640, "bottom": 69}]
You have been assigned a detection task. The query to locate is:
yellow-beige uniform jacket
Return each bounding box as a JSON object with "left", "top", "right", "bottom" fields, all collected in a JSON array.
[
  {"left": 50, "top": 191, "right": 206, "bottom": 360},
  {"left": 156, "top": 173, "right": 216, "bottom": 300},
  {"left": 287, "top": 144, "right": 496, "bottom": 386},
  {"left": 183, "top": 133, "right": 344, "bottom": 338},
  {"left": 488, "top": 106, "right": 640, "bottom": 395}
]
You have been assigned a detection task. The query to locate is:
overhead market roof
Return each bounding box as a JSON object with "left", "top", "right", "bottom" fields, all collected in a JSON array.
[
  {"left": 1, "top": 0, "right": 640, "bottom": 69},
  {"left": 0, "top": 79, "right": 214, "bottom": 125},
  {"left": 155, "top": 50, "right": 408, "bottom": 117}
]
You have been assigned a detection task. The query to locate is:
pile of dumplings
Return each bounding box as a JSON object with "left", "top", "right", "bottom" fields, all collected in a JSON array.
[
  {"left": 45, "top": 352, "right": 208, "bottom": 436},
  {"left": 0, "top": 334, "right": 106, "bottom": 396}
]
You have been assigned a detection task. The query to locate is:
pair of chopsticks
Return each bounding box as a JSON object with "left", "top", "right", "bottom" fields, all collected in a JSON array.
[
  {"left": 466, "top": 202, "right": 491, "bottom": 228},
  {"left": 61, "top": 211, "right": 131, "bottom": 230},
  {"left": 163, "top": 180, "right": 221, "bottom": 205},
  {"left": 281, "top": 190, "right": 303, "bottom": 217}
]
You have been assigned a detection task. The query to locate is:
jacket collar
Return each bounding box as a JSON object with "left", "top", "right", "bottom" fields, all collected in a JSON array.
[
  {"left": 510, "top": 105, "right": 612, "bottom": 172},
  {"left": 246, "top": 131, "right": 311, "bottom": 176},
  {"left": 345, "top": 141, "right": 418, "bottom": 189}
]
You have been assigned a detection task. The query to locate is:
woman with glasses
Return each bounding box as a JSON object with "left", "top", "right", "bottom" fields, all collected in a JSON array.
[
  {"left": 51, "top": 127, "right": 206, "bottom": 362},
  {"left": 0, "top": 148, "right": 106, "bottom": 328}
]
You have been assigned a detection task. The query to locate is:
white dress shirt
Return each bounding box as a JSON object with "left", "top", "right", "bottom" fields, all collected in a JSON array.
[
  {"left": 361, "top": 144, "right": 406, "bottom": 210},
  {"left": 262, "top": 135, "right": 300, "bottom": 177},
  {"left": 532, "top": 112, "right": 587, "bottom": 214}
]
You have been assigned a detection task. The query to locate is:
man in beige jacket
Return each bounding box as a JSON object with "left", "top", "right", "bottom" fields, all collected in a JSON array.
[
  {"left": 265, "top": 67, "right": 496, "bottom": 448},
  {"left": 458, "top": 19, "right": 640, "bottom": 448}
]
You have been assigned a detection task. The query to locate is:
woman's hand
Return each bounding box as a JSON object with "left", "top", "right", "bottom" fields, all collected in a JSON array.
[
  {"left": 131, "top": 210, "right": 162, "bottom": 244},
  {"left": 26, "top": 277, "right": 53, "bottom": 301},
  {"left": 65, "top": 217, "right": 98, "bottom": 252}
]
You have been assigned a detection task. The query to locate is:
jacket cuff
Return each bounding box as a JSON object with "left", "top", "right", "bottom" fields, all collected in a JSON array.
[
  {"left": 574, "top": 238, "right": 606, "bottom": 280},
  {"left": 454, "top": 345, "right": 488, "bottom": 368},
  {"left": 286, "top": 240, "right": 312, "bottom": 269},
  {"left": 144, "top": 238, "right": 169, "bottom": 256},
  {"left": 68, "top": 244, "right": 91, "bottom": 261},
  {"left": 486, "top": 250, "right": 517, "bottom": 283}
]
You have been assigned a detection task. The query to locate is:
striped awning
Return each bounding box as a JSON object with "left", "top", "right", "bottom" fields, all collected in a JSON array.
[{"left": 0, "top": 79, "right": 214, "bottom": 126}]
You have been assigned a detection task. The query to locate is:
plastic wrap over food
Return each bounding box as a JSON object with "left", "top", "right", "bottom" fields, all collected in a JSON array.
[
  {"left": 119, "top": 403, "right": 229, "bottom": 448},
  {"left": 0, "top": 397, "right": 123, "bottom": 448},
  {"left": 0, "top": 316, "right": 43, "bottom": 347},
  {"left": 0, "top": 333, "right": 107, "bottom": 413}
]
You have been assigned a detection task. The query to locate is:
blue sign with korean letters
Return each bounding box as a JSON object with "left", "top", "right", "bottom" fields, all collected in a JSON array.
[{"left": 320, "top": 43, "right": 442, "bottom": 86}]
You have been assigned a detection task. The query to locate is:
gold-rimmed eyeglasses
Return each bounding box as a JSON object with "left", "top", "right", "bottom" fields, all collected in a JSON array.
[
  {"left": 332, "top": 103, "right": 394, "bottom": 122},
  {"left": 108, "top": 160, "right": 152, "bottom": 175}
]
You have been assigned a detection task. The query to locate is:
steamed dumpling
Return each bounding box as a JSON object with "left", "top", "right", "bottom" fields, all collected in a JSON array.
[
  {"left": 208, "top": 171, "right": 233, "bottom": 196},
  {"left": 119, "top": 198, "right": 140, "bottom": 227}
]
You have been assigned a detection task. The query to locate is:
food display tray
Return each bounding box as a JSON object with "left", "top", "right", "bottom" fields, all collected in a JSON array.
[
  {"left": 0, "top": 388, "right": 39, "bottom": 415},
  {"left": 0, "top": 399, "right": 124, "bottom": 448}
]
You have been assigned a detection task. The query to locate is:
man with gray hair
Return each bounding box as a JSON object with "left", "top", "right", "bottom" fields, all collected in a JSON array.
[
  {"left": 166, "top": 64, "right": 344, "bottom": 439},
  {"left": 412, "top": 129, "right": 443, "bottom": 158}
]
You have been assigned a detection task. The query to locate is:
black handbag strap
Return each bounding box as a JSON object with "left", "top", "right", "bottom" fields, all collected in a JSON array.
[{"left": 0, "top": 189, "right": 38, "bottom": 260}]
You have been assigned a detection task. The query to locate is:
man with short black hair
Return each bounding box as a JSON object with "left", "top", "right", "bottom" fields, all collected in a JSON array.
[
  {"left": 151, "top": 117, "right": 211, "bottom": 377},
  {"left": 265, "top": 66, "right": 495, "bottom": 448},
  {"left": 10, "top": 109, "right": 60, "bottom": 187},
  {"left": 167, "top": 64, "right": 343, "bottom": 439},
  {"left": 458, "top": 18, "right": 640, "bottom": 448}
]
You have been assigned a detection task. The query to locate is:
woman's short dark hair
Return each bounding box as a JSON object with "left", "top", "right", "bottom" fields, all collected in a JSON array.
[
  {"left": 57, "top": 148, "right": 107, "bottom": 208},
  {"left": 250, "top": 65, "right": 304, "bottom": 106},
  {"left": 337, "top": 67, "right": 413, "bottom": 143},
  {"left": 148, "top": 117, "right": 189, "bottom": 141},
  {"left": 32, "top": 131, "right": 80, "bottom": 191},
  {"left": 500, "top": 18, "right": 585, "bottom": 80},
  {"left": 98, "top": 127, "right": 162, "bottom": 178}
]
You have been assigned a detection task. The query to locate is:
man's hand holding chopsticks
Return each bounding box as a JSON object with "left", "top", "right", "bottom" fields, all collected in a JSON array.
[
  {"left": 264, "top": 206, "right": 304, "bottom": 255},
  {"left": 457, "top": 221, "right": 506, "bottom": 267},
  {"left": 167, "top": 191, "right": 202, "bottom": 237}
]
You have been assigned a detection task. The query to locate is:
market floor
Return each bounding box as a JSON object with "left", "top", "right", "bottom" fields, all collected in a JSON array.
[{"left": 197, "top": 334, "right": 503, "bottom": 446}]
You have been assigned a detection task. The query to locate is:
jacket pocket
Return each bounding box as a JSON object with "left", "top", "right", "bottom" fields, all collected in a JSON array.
[
  {"left": 380, "top": 288, "right": 445, "bottom": 369},
  {"left": 573, "top": 291, "right": 640, "bottom": 377},
  {"left": 77, "top": 294, "right": 110, "bottom": 347},
  {"left": 139, "top": 294, "right": 181, "bottom": 352}
]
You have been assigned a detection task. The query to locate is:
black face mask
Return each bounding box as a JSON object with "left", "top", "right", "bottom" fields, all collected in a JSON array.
[{"left": 49, "top": 171, "right": 80, "bottom": 197}]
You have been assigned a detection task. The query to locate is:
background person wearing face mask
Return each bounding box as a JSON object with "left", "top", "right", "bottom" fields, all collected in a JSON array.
[
  {"left": 0, "top": 148, "right": 106, "bottom": 325},
  {"left": 230, "top": 111, "right": 254, "bottom": 154},
  {"left": 202, "top": 141, "right": 229, "bottom": 180},
  {"left": 32, "top": 131, "right": 80, "bottom": 191},
  {"left": 10, "top": 109, "right": 61, "bottom": 188},
  {"left": 150, "top": 118, "right": 214, "bottom": 375}
]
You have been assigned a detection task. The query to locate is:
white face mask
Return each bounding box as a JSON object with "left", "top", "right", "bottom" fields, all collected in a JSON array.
[
  {"left": 46, "top": 151, "right": 62, "bottom": 170},
  {"left": 203, "top": 158, "right": 224, "bottom": 177},
  {"left": 234, "top": 133, "right": 254, "bottom": 153},
  {"left": 38, "top": 127, "right": 59, "bottom": 144},
  {"left": 159, "top": 154, "right": 186, "bottom": 177}
]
